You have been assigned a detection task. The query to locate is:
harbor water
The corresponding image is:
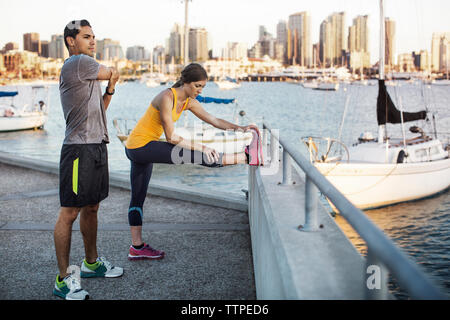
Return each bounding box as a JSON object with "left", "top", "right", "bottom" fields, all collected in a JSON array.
[{"left": 0, "top": 80, "right": 449, "bottom": 299}]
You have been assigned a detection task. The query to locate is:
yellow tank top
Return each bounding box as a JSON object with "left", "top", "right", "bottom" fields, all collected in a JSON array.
[{"left": 126, "top": 88, "right": 189, "bottom": 149}]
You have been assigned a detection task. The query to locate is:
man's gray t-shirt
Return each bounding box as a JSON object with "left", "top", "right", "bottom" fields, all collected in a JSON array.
[{"left": 59, "top": 54, "right": 109, "bottom": 145}]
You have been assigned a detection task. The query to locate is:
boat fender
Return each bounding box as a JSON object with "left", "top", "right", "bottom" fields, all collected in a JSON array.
[{"left": 396, "top": 150, "right": 407, "bottom": 163}]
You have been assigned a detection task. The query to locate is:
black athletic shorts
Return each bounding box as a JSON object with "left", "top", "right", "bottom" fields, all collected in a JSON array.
[{"left": 59, "top": 143, "right": 109, "bottom": 207}]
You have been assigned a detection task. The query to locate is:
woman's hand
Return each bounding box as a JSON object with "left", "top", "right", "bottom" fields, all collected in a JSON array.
[
  {"left": 239, "top": 124, "right": 259, "bottom": 133},
  {"left": 202, "top": 146, "right": 220, "bottom": 164}
]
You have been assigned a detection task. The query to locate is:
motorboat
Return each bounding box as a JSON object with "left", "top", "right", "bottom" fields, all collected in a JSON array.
[
  {"left": 302, "top": 78, "right": 339, "bottom": 91},
  {"left": 315, "top": 81, "right": 339, "bottom": 91},
  {"left": 302, "top": 80, "right": 318, "bottom": 89},
  {"left": 0, "top": 86, "right": 49, "bottom": 132}
]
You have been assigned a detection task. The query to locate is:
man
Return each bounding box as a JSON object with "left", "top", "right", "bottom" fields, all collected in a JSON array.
[{"left": 53, "top": 20, "right": 123, "bottom": 300}]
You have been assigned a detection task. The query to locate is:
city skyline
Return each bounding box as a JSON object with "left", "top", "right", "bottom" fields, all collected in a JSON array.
[{"left": 1, "top": 0, "right": 450, "bottom": 64}]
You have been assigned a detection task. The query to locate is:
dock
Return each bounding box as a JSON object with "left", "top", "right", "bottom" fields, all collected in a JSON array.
[
  {"left": 0, "top": 158, "right": 255, "bottom": 300},
  {"left": 0, "top": 129, "right": 446, "bottom": 300}
]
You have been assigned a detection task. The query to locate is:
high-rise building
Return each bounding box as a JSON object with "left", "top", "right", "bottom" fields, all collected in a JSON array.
[
  {"left": 23, "top": 33, "right": 41, "bottom": 55},
  {"left": 320, "top": 12, "right": 347, "bottom": 66},
  {"left": 96, "top": 39, "right": 124, "bottom": 61},
  {"left": 348, "top": 15, "right": 369, "bottom": 53},
  {"left": 333, "top": 12, "right": 347, "bottom": 65},
  {"left": 276, "top": 20, "right": 287, "bottom": 45},
  {"left": 276, "top": 20, "right": 288, "bottom": 63},
  {"left": 413, "top": 50, "right": 430, "bottom": 71},
  {"left": 153, "top": 45, "right": 166, "bottom": 68},
  {"left": 248, "top": 42, "right": 262, "bottom": 59},
  {"left": 126, "top": 46, "right": 150, "bottom": 61},
  {"left": 222, "top": 42, "right": 247, "bottom": 60},
  {"left": 255, "top": 25, "right": 276, "bottom": 59},
  {"left": 348, "top": 15, "right": 370, "bottom": 69},
  {"left": 168, "top": 23, "right": 185, "bottom": 64},
  {"left": 288, "top": 12, "right": 311, "bottom": 67},
  {"left": 312, "top": 43, "right": 320, "bottom": 67},
  {"left": 320, "top": 19, "right": 333, "bottom": 67},
  {"left": 49, "top": 35, "right": 69, "bottom": 60},
  {"left": 385, "top": 18, "right": 396, "bottom": 69},
  {"left": 189, "top": 28, "right": 208, "bottom": 62},
  {"left": 41, "top": 41, "right": 49, "bottom": 58},
  {"left": 431, "top": 32, "right": 450, "bottom": 73},
  {"left": 259, "top": 26, "right": 270, "bottom": 41},
  {"left": 439, "top": 35, "right": 450, "bottom": 73}
]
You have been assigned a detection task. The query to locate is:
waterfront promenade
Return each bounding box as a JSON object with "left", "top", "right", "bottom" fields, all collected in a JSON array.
[{"left": 0, "top": 162, "right": 256, "bottom": 300}]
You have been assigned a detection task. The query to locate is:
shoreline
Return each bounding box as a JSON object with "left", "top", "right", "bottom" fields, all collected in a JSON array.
[{"left": 0, "top": 79, "right": 59, "bottom": 86}]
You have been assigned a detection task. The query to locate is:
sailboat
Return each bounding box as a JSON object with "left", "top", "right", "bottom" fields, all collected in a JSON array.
[
  {"left": 215, "top": 57, "right": 241, "bottom": 90},
  {"left": 302, "top": 0, "right": 450, "bottom": 211},
  {"left": 215, "top": 77, "right": 241, "bottom": 90},
  {"left": 433, "top": 65, "right": 450, "bottom": 86}
]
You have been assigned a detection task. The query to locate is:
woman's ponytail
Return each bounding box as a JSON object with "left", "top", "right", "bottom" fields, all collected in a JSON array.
[
  {"left": 172, "top": 63, "right": 207, "bottom": 88},
  {"left": 172, "top": 79, "right": 183, "bottom": 88}
]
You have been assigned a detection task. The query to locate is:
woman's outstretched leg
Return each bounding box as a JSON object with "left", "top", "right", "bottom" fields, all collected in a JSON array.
[{"left": 221, "top": 152, "right": 247, "bottom": 166}]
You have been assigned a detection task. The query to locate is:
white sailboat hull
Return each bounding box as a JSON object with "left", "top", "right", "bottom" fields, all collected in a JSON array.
[
  {"left": 432, "top": 80, "right": 450, "bottom": 86},
  {"left": 215, "top": 81, "right": 241, "bottom": 90},
  {"left": 315, "top": 82, "right": 339, "bottom": 91},
  {"left": 315, "top": 158, "right": 450, "bottom": 211},
  {"left": 0, "top": 113, "right": 48, "bottom": 132},
  {"left": 302, "top": 82, "right": 318, "bottom": 89}
]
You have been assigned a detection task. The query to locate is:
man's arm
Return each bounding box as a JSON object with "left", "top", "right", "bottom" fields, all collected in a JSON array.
[
  {"left": 98, "top": 66, "right": 119, "bottom": 110},
  {"left": 97, "top": 65, "right": 113, "bottom": 80}
]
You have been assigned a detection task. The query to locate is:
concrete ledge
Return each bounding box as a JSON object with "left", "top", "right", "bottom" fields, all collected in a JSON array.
[
  {"left": 0, "top": 222, "right": 249, "bottom": 232},
  {"left": 0, "top": 152, "right": 248, "bottom": 212},
  {"left": 249, "top": 165, "right": 366, "bottom": 299}
]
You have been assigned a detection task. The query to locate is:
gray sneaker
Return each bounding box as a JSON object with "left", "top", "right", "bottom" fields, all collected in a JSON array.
[
  {"left": 53, "top": 274, "right": 89, "bottom": 300},
  {"left": 80, "top": 256, "right": 124, "bottom": 278}
]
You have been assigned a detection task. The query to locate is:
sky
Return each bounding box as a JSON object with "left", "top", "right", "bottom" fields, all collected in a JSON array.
[{"left": 1, "top": 0, "right": 449, "bottom": 63}]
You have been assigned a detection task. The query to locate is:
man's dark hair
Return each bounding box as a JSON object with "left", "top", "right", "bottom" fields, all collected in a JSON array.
[{"left": 63, "top": 19, "right": 92, "bottom": 50}]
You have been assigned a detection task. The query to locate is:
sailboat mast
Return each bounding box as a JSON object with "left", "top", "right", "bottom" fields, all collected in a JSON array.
[
  {"left": 184, "top": 0, "right": 190, "bottom": 66},
  {"left": 379, "top": 0, "right": 385, "bottom": 81},
  {"left": 378, "top": 0, "right": 386, "bottom": 144}
]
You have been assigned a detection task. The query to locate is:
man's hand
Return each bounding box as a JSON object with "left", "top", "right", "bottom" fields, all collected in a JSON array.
[{"left": 109, "top": 67, "right": 119, "bottom": 85}]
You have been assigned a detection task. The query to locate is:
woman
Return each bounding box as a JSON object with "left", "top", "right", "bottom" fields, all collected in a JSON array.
[{"left": 125, "top": 63, "right": 262, "bottom": 260}]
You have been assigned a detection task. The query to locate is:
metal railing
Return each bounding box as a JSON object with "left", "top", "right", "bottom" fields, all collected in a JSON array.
[{"left": 258, "top": 122, "right": 447, "bottom": 300}]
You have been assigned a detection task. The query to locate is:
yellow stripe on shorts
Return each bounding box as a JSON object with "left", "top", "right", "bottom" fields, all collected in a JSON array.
[{"left": 72, "top": 158, "right": 79, "bottom": 195}]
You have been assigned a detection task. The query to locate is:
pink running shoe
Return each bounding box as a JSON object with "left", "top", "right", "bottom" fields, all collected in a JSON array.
[
  {"left": 245, "top": 128, "right": 264, "bottom": 166},
  {"left": 128, "top": 243, "right": 165, "bottom": 260}
]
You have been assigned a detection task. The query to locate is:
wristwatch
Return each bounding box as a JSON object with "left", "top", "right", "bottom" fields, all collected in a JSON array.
[{"left": 105, "top": 87, "right": 115, "bottom": 95}]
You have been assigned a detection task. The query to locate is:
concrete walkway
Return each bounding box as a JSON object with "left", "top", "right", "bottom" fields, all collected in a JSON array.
[{"left": 0, "top": 163, "right": 256, "bottom": 300}]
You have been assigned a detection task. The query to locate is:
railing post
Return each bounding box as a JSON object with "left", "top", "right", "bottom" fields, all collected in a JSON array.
[
  {"left": 262, "top": 127, "right": 268, "bottom": 159},
  {"left": 365, "top": 248, "right": 389, "bottom": 300},
  {"left": 302, "top": 175, "right": 319, "bottom": 231},
  {"left": 270, "top": 129, "right": 279, "bottom": 165},
  {"left": 282, "top": 149, "right": 293, "bottom": 185}
]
